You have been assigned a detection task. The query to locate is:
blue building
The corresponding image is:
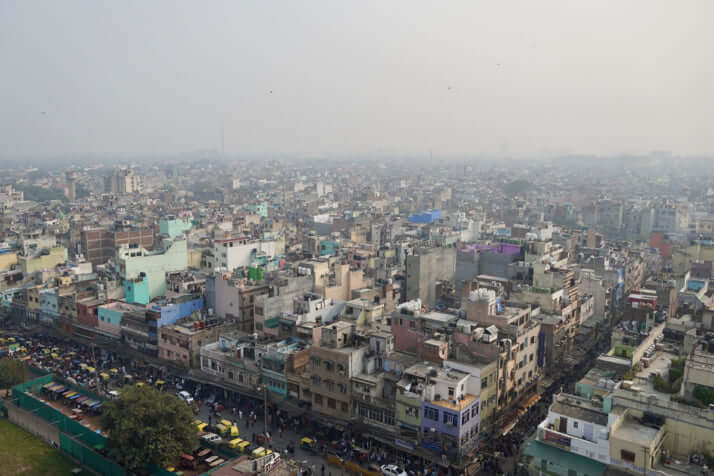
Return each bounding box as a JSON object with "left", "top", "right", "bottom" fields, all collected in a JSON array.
[{"left": 408, "top": 209, "right": 442, "bottom": 224}]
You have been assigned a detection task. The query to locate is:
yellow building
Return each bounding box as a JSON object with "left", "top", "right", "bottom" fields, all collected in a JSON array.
[
  {"left": 0, "top": 252, "right": 18, "bottom": 271},
  {"left": 18, "top": 247, "right": 68, "bottom": 274}
]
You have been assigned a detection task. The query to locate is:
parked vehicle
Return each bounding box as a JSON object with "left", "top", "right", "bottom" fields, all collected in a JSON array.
[
  {"left": 380, "top": 464, "right": 408, "bottom": 476},
  {"left": 200, "top": 433, "right": 223, "bottom": 445},
  {"left": 178, "top": 390, "right": 194, "bottom": 405}
]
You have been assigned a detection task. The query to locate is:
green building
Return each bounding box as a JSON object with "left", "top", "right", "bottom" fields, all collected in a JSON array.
[
  {"left": 116, "top": 238, "right": 187, "bottom": 299},
  {"left": 159, "top": 217, "right": 193, "bottom": 238}
]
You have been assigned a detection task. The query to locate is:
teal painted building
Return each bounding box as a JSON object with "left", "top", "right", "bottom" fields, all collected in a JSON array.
[
  {"left": 524, "top": 440, "right": 607, "bottom": 476},
  {"left": 246, "top": 202, "right": 268, "bottom": 218},
  {"left": 319, "top": 239, "right": 339, "bottom": 256},
  {"left": 159, "top": 217, "right": 193, "bottom": 238},
  {"left": 125, "top": 276, "right": 150, "bottom": 304},
  {"left": 116, "top": 238, "right": 188, "bottom": 299}
]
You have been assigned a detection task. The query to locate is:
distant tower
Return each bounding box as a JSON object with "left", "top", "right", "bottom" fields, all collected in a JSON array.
[{"left": 65, "top": 171, "right": 77, "bottom": 201}]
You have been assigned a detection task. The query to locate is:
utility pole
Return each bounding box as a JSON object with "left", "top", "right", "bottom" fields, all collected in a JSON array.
[{"left": 264, "top": 384, "right": 269, "bottom": 438}]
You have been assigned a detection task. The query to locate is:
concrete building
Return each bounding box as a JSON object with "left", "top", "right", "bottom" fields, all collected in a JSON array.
[
  {"left": 302, "top": 321, "right": 367, "bottom": 422},
  {"left": 406, "top": 247, "right": 456, "bottom": 307},
  {"left": 81, "top": 226, "right": 154, "bottom": 266},
  {"left": 104, "top": 168, "right": 143, "bottom": 194},
  {"left": 158, "top": 319, "right": 223, "bottom": 368},
  {"left": 253, "top": 271, "right": 313, "bottom": 337},
  {"left": 159, "top": 216, "right": 193, "bottom": 239},
  {"left": 206, "top": 272, "right": 269, "bottom": 332},
  {"left": 115, "top": 238, "right": 188, "bottom": 299},
  {"left": 209, "top": 236, "right": 277, "bottom": 271},
  {"left": 18, "top": 246, "right": 67, "bottom": 274},
  {"left": 65, "top": 171, "right": 77, "bottom": 201}
]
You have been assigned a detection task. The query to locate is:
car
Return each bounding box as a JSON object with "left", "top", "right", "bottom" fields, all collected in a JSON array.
[
  {"left": 200, "top": 433, "right": 223, "bottom": 445},
  {"left": 178, "top": 390, "right": 194, "bottom": 405},
  {"left": 380, "top": 464, "right": 407, "bottom": 476}
]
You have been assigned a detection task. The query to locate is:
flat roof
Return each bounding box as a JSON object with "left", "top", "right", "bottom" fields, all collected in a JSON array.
[
  {"left": 612, "top": 417, "right": 661, "bottom": 448},
  {"left": 429, "top": 393, "right": 478, "bottom": 411}
]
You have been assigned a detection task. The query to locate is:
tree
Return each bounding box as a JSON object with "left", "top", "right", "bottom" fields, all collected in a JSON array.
[
  {"left": 693, "top": 385, "right": 714, "bottom": 406},
  {"left": 101, "top": 385, "right": 197, "bottom": 470},
  {"left": 0, "top": 358, "right": 29, "bottom": 388}
]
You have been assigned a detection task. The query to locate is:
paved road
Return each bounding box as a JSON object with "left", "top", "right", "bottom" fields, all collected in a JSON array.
[{"left": 194, "top": 402, "right": 333, "bottom": 473}]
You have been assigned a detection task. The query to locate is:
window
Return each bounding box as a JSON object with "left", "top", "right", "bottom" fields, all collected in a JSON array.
[
  {"left": 573, "top": 421, "right": 579, "bottom": 429},
  {"left": 481, "top": 377, "right": 488, "bottom": 389},
  {"left": 530, "top": 353, "right": 534, "bottom": 362},
  {"left": 314, "top": 394, "right": 323, "bottom": 405},
  {"left": 448, "top": 387, "right": 454, "bottom": 398},
  {"left": 443, "top": 412, "right": 458, "bottom": 426},
  {"left": 471, "top": 405, "right": 479, "bottom": 417},
  {"left": 462, "top": 412, "right": 469, "bottom": 424},
  {"left": 620, "top": 450, "right": 635, "bottom": 463},
  {"left": 531, "top": 336, "right": 535, "bottom": 344},
  {"left": 327, "top": 398, "right": 336, "bottom": 409},
  {"left": 341, "top": 402, "right": 348, "bottom": 413},
  {"left": 409, "top": 320, "right": 416, "bottom": 329},
  {"left": 424, "top": 407, "right": 439, "bottom": 421}
]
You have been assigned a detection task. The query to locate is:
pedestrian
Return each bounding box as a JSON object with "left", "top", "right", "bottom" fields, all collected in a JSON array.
[
  {"left": 321, "top": 464, "right": 325, "bottom": 476},
  {"left": 239, "top": 409, "right": 243, "bottom": 420}
]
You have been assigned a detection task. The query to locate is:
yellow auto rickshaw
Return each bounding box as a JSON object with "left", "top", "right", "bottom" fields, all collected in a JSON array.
[
  {"left": 136, "top": 382, "right": 145, "bottom": 388},
  {"left": 155, "top": 380, "right": 166, "bottom": 391},
  {"left": 236, "top": 440, "right": 251, "bottom": 453},
  {"left": 110, "top": 368, "right": 118, "bottom": 375},
  {"left": 300, "top": 437, "right": 316, "bottom": 452},
  {"left": 100, "top": 372, "right": 109, "bottom": 381},
  {"left": 228, "top": 438, "right": 244, "bottom": 449},
  {"left": 251, "top": 447, "right": 266, "bottom": 459},
  {"left": 215, "top": 423, "right": 228, "bottom": 436},
  {"left": 195, "top": 420, "right": 208, "bottom": 433}
]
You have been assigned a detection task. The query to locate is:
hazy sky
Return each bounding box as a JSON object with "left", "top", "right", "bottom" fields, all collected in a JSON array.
[{"left": 1, "top": 1, "right": 713, "bottom": 159}]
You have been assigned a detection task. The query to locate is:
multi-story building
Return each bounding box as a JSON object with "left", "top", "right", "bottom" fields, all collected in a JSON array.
[
  {"left": 115, "top": 238, "right": 187, "bottom": 299},
  {"left": 104, "top": 168, "right": 143, "bottom": 195},
  {"left": 158, "top": 318, "right": 223, "bottom": 368},
  {"left": 406, "top": 247, "right": 456, "bottom": 307},
  {"left": 464, "top": 289, "right": 542, "bottom": 410},
  {"left": 18, "top": 246, "right": 67, "bottom": 274},
  {"left": 206, "top": 272, "right": 269, "bottom": 332},
  {"left": 81, "top": 226, "right": 154, "bottom": 266},
  {"left": 302, "top": 321, "right": 367, "bottom": 422}
]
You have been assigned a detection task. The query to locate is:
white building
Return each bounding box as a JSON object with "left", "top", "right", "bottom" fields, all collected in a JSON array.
[
  {"left": 536, "top": 392, "right": 615, "bottom": 465},
  {"left": 212, "top": 236, "right": 277, "bottom": 271}
]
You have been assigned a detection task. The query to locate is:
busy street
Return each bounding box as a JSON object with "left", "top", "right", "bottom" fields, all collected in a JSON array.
[{"left": 2, "top": 329, "right": 447, "bottom": 475}]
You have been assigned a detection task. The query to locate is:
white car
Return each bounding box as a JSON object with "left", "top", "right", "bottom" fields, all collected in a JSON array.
[
  {"left": 178, "top": 390, "right": 194, "bottom": 405},
  {"left": 380, "top": 464, "right": 407, "bottom": 476},
  {"left": 200, "top": 433, "right": 223, "bottom": 444}
]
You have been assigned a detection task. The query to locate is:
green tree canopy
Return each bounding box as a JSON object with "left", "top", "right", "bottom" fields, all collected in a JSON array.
[
  {"left": 101, "top": 385, "right": 196, "bottom": 470},
  {"left": 0, "top": 358, "right": 29, "bottom": 388},
  {"left": 693, "top": 385, "right": 714, "bottom": 406}
]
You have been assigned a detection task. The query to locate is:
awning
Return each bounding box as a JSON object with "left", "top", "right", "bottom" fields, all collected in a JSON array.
[{"left": 519, "top": 393, "right": 541, "bottom": 411}]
